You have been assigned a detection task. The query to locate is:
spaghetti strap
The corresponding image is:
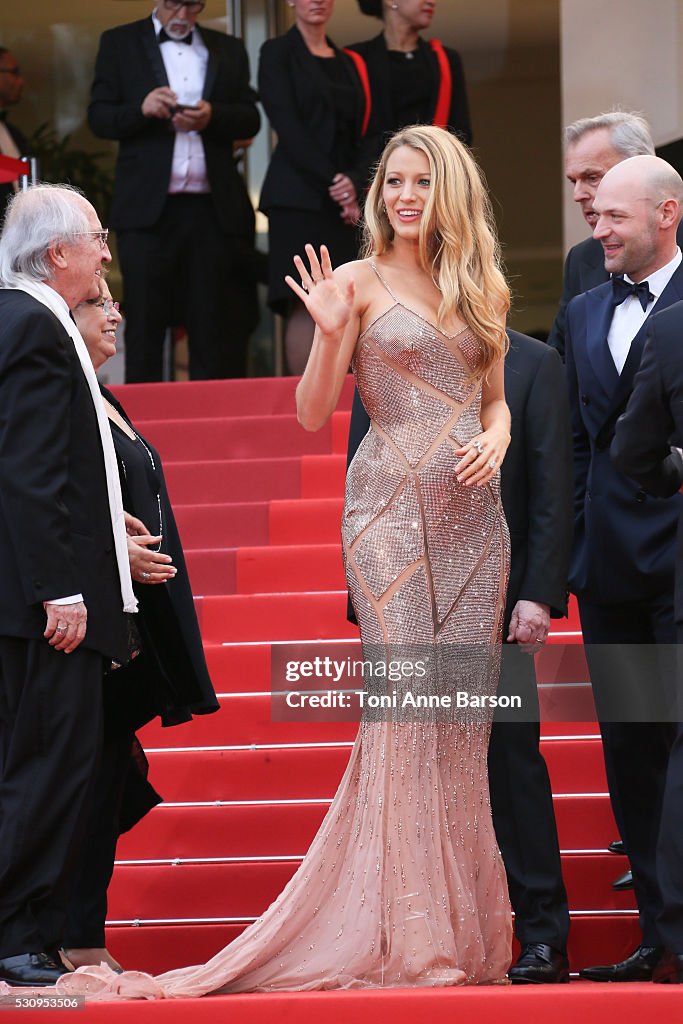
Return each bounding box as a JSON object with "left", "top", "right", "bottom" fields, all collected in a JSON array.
[{"left": 369, "top": 260, "right": 401, "bottom": 303}]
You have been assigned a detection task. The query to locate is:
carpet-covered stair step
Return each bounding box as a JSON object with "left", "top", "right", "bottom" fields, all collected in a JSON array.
[
  {"left": 197, "top": 640, "right": 587, "bottom": 696},
  {"left": 131, "top": 412, "right": 347, "bottom": 463},
  {"left": 142, "top": 738, "right": 608, "bottom": 803},
  {"left": 140, "top": 693, "right": 598, "bottom": 750},
  {"left": 112, "top": 375, "right": 355, "bottom": 422},
  {"left": 175, "top": 499, "right": 342, "bottom": 551},
  {"left": 163, "top": 454, "right": 347, "bottom": 509},
  {"left": 116, "top": 793, "right": 618, "bottom": 862},
  {"left": 103, "top": 915, "right": 641, "bottom": 979},
  {"left": 106, "top": 853, "right": 634, "bottom": 925},
  {"left": 184, "top": 543, "right": 346, "bottom": 595}
]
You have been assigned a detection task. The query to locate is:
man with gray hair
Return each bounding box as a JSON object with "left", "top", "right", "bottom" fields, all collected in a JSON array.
[
  {"left": 548, "top": 111, "right": 656, "bottom": 358},
  {"left": 0, "top": 185, "right": 135, "bottom": 986}
]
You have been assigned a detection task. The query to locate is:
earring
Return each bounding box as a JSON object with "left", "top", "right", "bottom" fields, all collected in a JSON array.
[{"left": 390, "top": 2, "right": 399, "bottom": 8}]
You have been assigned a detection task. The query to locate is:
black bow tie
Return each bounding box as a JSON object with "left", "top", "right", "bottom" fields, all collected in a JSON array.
[
  {"left": 158, "top": 28, "right": 193, "bottom": 45},
  {"left": 611, "top": 275, "right": 654, "bottom": 312}
]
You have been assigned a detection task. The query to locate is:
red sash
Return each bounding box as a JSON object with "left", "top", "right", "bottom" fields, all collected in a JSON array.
[
  {"left": 429, "top": 39, "right": 452, "bottom": 129},
  {"left": 344, "top": 48, "right": 372, "bottom": 138}
]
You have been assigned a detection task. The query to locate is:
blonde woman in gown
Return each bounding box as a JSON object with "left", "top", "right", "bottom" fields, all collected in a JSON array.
[{"left": 57, "top": 126, "right": 513, "bottom": 999}]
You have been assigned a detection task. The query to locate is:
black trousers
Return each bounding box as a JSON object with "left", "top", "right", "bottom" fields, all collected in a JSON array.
[
  {"left": 656, "top": 624, "right": 683, "bottom": 953},
  {"left": 0, "top": 638, "right": 104, "bottom": 958},
  {"left": 578, "top": 597, "right": 677, "bottom": 946},
  {"left": 118, "top": 195, "right": 256, "bottom": 383},
  {"left": 488, "top": 643, "right": 570, "bottom": 952}
]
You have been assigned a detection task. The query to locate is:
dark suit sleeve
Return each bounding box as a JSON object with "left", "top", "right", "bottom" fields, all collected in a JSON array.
[
  {"left": 258, "top": 39, "right": 338, "bottom": 190},
  {"left": 346, "top": 387, "right": 371, "bottom": 469},
  {"left": 611, "top": 324, "right": 683, "bottom": 497},
  {"left": 202, "top": 38, "right": 260, "bottom": 145},
  {"left": 447, "top": 49, "right": 472, "bottom": 146},
  {"left": 0, "top": 310, "right": 81, "bottom": 604},
  {"left": 547, "top": 246, "right": 579, "bottom": 360},
  {"left": 564, "top": 299, "right": 591, "bottom": 521},
  {"left": 516, "top": 347, "right": 573, "bottom": 616},
  {"left": 88, "top": 29, "right": 151, "bottom": 140}
]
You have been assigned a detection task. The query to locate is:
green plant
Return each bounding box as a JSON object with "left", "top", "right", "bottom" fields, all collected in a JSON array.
[{"left": 25, "top": 123, "right": 113, "bottom": 220}]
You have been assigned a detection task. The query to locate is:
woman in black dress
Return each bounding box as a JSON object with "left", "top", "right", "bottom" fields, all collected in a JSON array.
[
  {"left": 61, "top": 282, "right": 219, "bottom": 972},
  {"left": 258, "top": 0, "right": 378, "bottom": 373},
  {"left": 350, "top": 1, "right": 471, "bottom": 153}
]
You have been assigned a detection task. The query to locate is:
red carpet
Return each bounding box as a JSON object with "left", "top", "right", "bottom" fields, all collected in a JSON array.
[{"left": 66, "top": 375, "right": 661, "bottom": 1018}]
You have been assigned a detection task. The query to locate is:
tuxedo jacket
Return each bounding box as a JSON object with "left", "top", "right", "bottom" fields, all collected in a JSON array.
[
  {"left": 347, "top": 32, "right": 471, "bottom": 153},
  {"left": 88, "top": 17, "right": 260, "bottom": 235},
  {"left": 346, "top": 330, "right": 573, "bottom": 631},
  {"left": 0, "top": 291, "right": 129, "bottom": 663},
  {"left": 611, "top": 300, "right": 683, "bottom": 621},
  {"left": 258, "top": 26, "right": 380, "bottom": 213},
  {"left": 548, "top": 225, "right": 683, "bottom": 359},
  {"left": 565, "top": 270, "right": 683, "bottom": 605}
]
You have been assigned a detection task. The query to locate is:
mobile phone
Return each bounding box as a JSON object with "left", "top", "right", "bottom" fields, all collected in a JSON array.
[{"left": 174, "top": 103, "right": 200, "bottom": 112}]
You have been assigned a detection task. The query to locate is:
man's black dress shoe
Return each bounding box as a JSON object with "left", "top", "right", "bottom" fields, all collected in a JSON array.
[
  {"left": 508, "top": 943, "right": 570, "bottom": 984},
  {"left": 579, "top": 945, "right": 662, "bottom": 982},
  {"left": 612, "top": 869, "right": 634, "bottom": 890},
  {"left": 608, "top": 839, "right": 626, "bottom": 855},
  {"left": 0, "top": 951, "right": 70, "bottom": 987},
  {"left": 653, "top": 951, "right": 683, "bottom": 983}
]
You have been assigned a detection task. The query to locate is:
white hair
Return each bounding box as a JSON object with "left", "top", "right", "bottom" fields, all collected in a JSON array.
[
  {"left": 565, "top": 111, "right": 655, "bottom": 158},
  {"left": 0, "top": 183, "right": 91, "bottom": 287}
]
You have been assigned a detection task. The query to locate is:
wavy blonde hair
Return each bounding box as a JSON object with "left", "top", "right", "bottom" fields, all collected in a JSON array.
[{"left": 362, "top": 125, "right": 509, "bottom": 376}]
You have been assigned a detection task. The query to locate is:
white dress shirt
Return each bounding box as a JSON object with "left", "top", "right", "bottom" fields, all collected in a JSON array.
[
  {"left": 607, "top": 247, "right": 682, "bottom": 374},
  {"left": 152, "top": 12, "right": 210, "bottom": 194}
]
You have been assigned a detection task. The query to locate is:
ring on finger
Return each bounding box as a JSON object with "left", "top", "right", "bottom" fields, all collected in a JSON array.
[
  {"left": 488, "top": 458, "right": 496, "bottom": 470},
  {"left": 473, "top": 440, "right": 484, "bottom": 454},
  {"left": 535, "top": 637, "right": 544, "bottom": 644},
  {"left": 141, "top": 571, "right": 151, "bottom": 580},
  {"left": 56, "top": 623, "right": 68, "bottom": 633}
]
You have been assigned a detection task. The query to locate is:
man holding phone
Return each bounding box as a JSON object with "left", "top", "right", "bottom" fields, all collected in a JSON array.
[{"left": 89, "top": 0, "right": 261, "bottom": 381}]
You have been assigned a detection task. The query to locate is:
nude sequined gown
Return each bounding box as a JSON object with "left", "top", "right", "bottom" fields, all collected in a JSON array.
[{"left": 57, "top": 265, "right": 512, "bottom": 999}]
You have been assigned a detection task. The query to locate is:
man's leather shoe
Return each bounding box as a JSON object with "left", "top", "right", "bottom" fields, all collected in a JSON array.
[
  {"left": 612, "top": 869, "right": 634, "bottom": 890},
  {"left": 508, "top": 943, "right": 570, "bottom": 984},
  {"left": 608, "top": 839, "right": 626, "bottom": 855},
  {"left": 653, "top": 951, "right": 683, "bottom": 983},
  {"left": 579, "top": 945, "right": 662, "bottom": 982},
  {"left": 0, "top": 951, "right": 70, "bottom": 986}
]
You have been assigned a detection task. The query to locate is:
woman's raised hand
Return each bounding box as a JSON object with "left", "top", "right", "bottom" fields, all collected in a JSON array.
[{"left": 285, "top": 244, "right": 355, "bottom": 338}]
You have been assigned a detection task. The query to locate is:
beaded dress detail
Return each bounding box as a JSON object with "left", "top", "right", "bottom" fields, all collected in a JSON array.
[{"left": 56, "top": 263, "right": 511, "bottom": 1000}]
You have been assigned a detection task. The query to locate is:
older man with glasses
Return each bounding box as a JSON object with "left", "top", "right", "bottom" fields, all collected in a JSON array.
[
  {"left": 88, "top": 0, "right": 261, "bottom": 382},
  {"left": 0, "top": 184, "right": 135, "bottom": 987}
]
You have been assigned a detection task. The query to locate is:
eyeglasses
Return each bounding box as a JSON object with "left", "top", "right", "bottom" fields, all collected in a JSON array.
[
  {"left": 161, "top": 1, "right": 205, "bottom": 12},
  {"left": 74, "top": 229, "right": 109, "bottom": 249},
  {"left": 0, "top": 67, "right": 21, "bottom": 77},
  {"left": 98, "top": 299, "right": 120, "bottom": 316}
]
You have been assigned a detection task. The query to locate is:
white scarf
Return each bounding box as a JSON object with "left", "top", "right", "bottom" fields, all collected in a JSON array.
[{"left": 11, "top": 278, "right": 138, "bottom": 613}]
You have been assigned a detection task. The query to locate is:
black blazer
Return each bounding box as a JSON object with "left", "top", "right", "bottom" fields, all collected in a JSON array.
[
  {"left": 100, "top": 387, "right": 218, "bottom": 730},
  {"left": 88, "top": 17, "right": 260, "bottom": 235},
  {"left": 565, "top": 268, "right": 683, "bottom": 605},
  {"left": 611, "top": 301, "right": 683, "bottom": 622},
  {"left": 346, "top": 330, "right": 573, "bottom": 631},
  {"left": 548, "top": 224, "right": 683, "bottom": 359},
  {"left": 258, "top": 26, "right": 379, "bottom": 212},
  {"left": 347, "top": 32, "right": 471, "bottom": 159},
  {"left": 0, "top": 291, "right": 129, "bottom": 663}
]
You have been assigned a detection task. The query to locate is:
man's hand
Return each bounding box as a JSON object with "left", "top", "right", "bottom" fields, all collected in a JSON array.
[
  {"left": 507, "top": 600, "right": 550, "bottom": 654},
  {"left": 44, "top": 601, "right": 87, "bottom": 654},
  {"left": 141, "top": 86, "right": 177, "bottom": 119},
  {"left": 172, "top": 100, "right": 212, "bottom": 133}
]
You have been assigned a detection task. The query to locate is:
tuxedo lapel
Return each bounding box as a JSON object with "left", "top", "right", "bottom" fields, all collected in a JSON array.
[
  {"left": 584, "top": 285, "right": 620, "bottom": 397},
  {"left": 611, "top": 262, "right": 683, "bottom": 412},
  {"left": 141, "top": 17, "right": 169, "bottom": 88},
  {"left": 200, "top": 27, "right": 218, "bottom": 99}
]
